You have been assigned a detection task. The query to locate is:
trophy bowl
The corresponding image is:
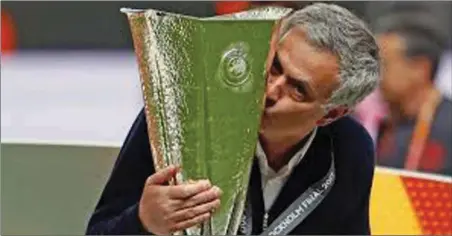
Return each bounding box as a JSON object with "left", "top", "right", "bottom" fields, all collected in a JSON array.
[{"left": 121, "top": 7, "right": 291, "bottom": 235}]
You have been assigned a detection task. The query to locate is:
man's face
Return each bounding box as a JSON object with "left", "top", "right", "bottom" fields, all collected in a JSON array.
[
  {"left": 377, "top": 33, "right": 423, "bottom": 106},
  {"left": 259, "top": 26, "right": 340, "bottom": 139}
]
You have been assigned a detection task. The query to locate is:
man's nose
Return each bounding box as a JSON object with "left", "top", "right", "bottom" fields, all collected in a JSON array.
[{"left": 266, "top": 75, "right": 286, "bottom": 101}]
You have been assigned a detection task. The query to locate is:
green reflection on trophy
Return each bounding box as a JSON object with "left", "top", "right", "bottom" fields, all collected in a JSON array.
[{"left": 121, "top": 7, "right": 291, "bottom": 235}]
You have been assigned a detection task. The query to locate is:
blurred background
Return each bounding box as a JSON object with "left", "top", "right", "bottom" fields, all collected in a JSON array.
[{"left": 1, "top": 1, "right": 451, "bottom": 235}]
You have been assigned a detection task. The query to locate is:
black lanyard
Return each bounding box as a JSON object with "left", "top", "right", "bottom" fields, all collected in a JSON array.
[{"left": 239, "top": 137, "right": 336, "bottom": 235}]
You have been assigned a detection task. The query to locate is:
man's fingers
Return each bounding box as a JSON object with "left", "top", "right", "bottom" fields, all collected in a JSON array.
[
  {"left": 178, "top": 186, "right": 222, "bottom": 209},
  {"left": 146, "top": 165, "right": 180, "bottom": 185},
  {"left": 169, "top": 199, "right": 221, "bottom": 223},
  {"left": 169, "top": 212, "right": 211, "bottom": 233},
  {"left": 168, "top": 180, "right": 212, "bottom": 199}
]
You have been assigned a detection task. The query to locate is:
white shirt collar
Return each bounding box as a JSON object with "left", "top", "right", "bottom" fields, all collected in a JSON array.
[{"left": 255, "top": 128, "right": 318, "bottom": 178}]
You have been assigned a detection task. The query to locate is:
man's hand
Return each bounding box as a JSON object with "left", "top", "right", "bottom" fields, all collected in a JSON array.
[{"left": 138, "top": 165, "right": 222, "bottom": 235}]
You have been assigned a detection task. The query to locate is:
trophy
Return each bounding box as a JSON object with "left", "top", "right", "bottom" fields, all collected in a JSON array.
[{"left": 121, "top": 7, "right": 291, "bottom": 235}]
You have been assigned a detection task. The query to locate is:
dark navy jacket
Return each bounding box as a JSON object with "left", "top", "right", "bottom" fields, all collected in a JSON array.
[{"left": 86, "top": 109, "right": 376, "bottom": 235}]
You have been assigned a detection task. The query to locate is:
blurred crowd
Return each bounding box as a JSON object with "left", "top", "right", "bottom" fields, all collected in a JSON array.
[
  {"left": 2, "top": 1, "right": 451, "bottom": 176},
  {"left": 358, "top": 2, "right": 450, "bottom": 176},
  {"left": 355, "top": 9, "right": 451, "bottom": 176}
]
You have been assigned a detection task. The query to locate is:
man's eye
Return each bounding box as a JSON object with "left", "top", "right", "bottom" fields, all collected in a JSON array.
[
  {"left": 289, "top": 84, "right": 306, "bottom": 102},
  {"left": 294, "top": 84, "right": 306, "bottom": 95},
  {"left": 270, "top": 64, "right": 282, "bottom": 76},
  {"left": 270, "top": 55, "right": 283, "bottom": 76}
]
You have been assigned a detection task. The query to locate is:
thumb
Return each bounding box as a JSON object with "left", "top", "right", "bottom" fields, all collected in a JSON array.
[{"left": 146, "top": 165, "right": 180, "bottom": 185}]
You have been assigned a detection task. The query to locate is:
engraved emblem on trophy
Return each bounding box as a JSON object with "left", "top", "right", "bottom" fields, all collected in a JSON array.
[{"left": 221, "top": 42, "right": 251, "bottom": 87}]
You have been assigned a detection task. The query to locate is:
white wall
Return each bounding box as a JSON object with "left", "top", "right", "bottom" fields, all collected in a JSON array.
[{"left": 1, "top": 51, "right": 145, "bottom": 147}]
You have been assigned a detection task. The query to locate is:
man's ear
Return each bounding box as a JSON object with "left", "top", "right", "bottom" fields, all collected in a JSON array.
[{"left": 316, "top": 105, "right": 350, "bottom": 126}]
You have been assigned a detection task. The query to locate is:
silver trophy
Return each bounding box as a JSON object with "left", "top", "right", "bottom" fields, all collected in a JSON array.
[{"left": 121, "top": 7, "right": 291, "bottom": 235}]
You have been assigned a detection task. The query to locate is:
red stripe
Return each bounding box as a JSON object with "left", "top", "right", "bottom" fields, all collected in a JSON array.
[
  {"left": 215, "top": 1, "right": 250, "bottom": 15},
  {"left": 1, "top": 9, "right": 17, "bottom": 53},
  {"left": 401, "top": 176, "right": 452, "bottom": 235}
]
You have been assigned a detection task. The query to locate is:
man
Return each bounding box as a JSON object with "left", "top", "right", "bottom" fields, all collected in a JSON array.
[
  {"left": 86, "top": 3, "right": 380, "bottom": 235},
  {"left": 374, "top": 12, "right": 452, "bottom": 176}
]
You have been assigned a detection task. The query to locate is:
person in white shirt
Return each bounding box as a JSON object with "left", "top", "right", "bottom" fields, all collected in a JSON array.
[{"left": 435, "top": 51, "right": 452, "bottom": 100}]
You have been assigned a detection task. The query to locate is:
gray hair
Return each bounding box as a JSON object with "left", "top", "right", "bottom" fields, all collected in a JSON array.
[
  {"left": 279, "top": 3, "right": 380, "bottom": 112},
  {"left": 373, "top": 11, "right": 448, "bottom": 81}
]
